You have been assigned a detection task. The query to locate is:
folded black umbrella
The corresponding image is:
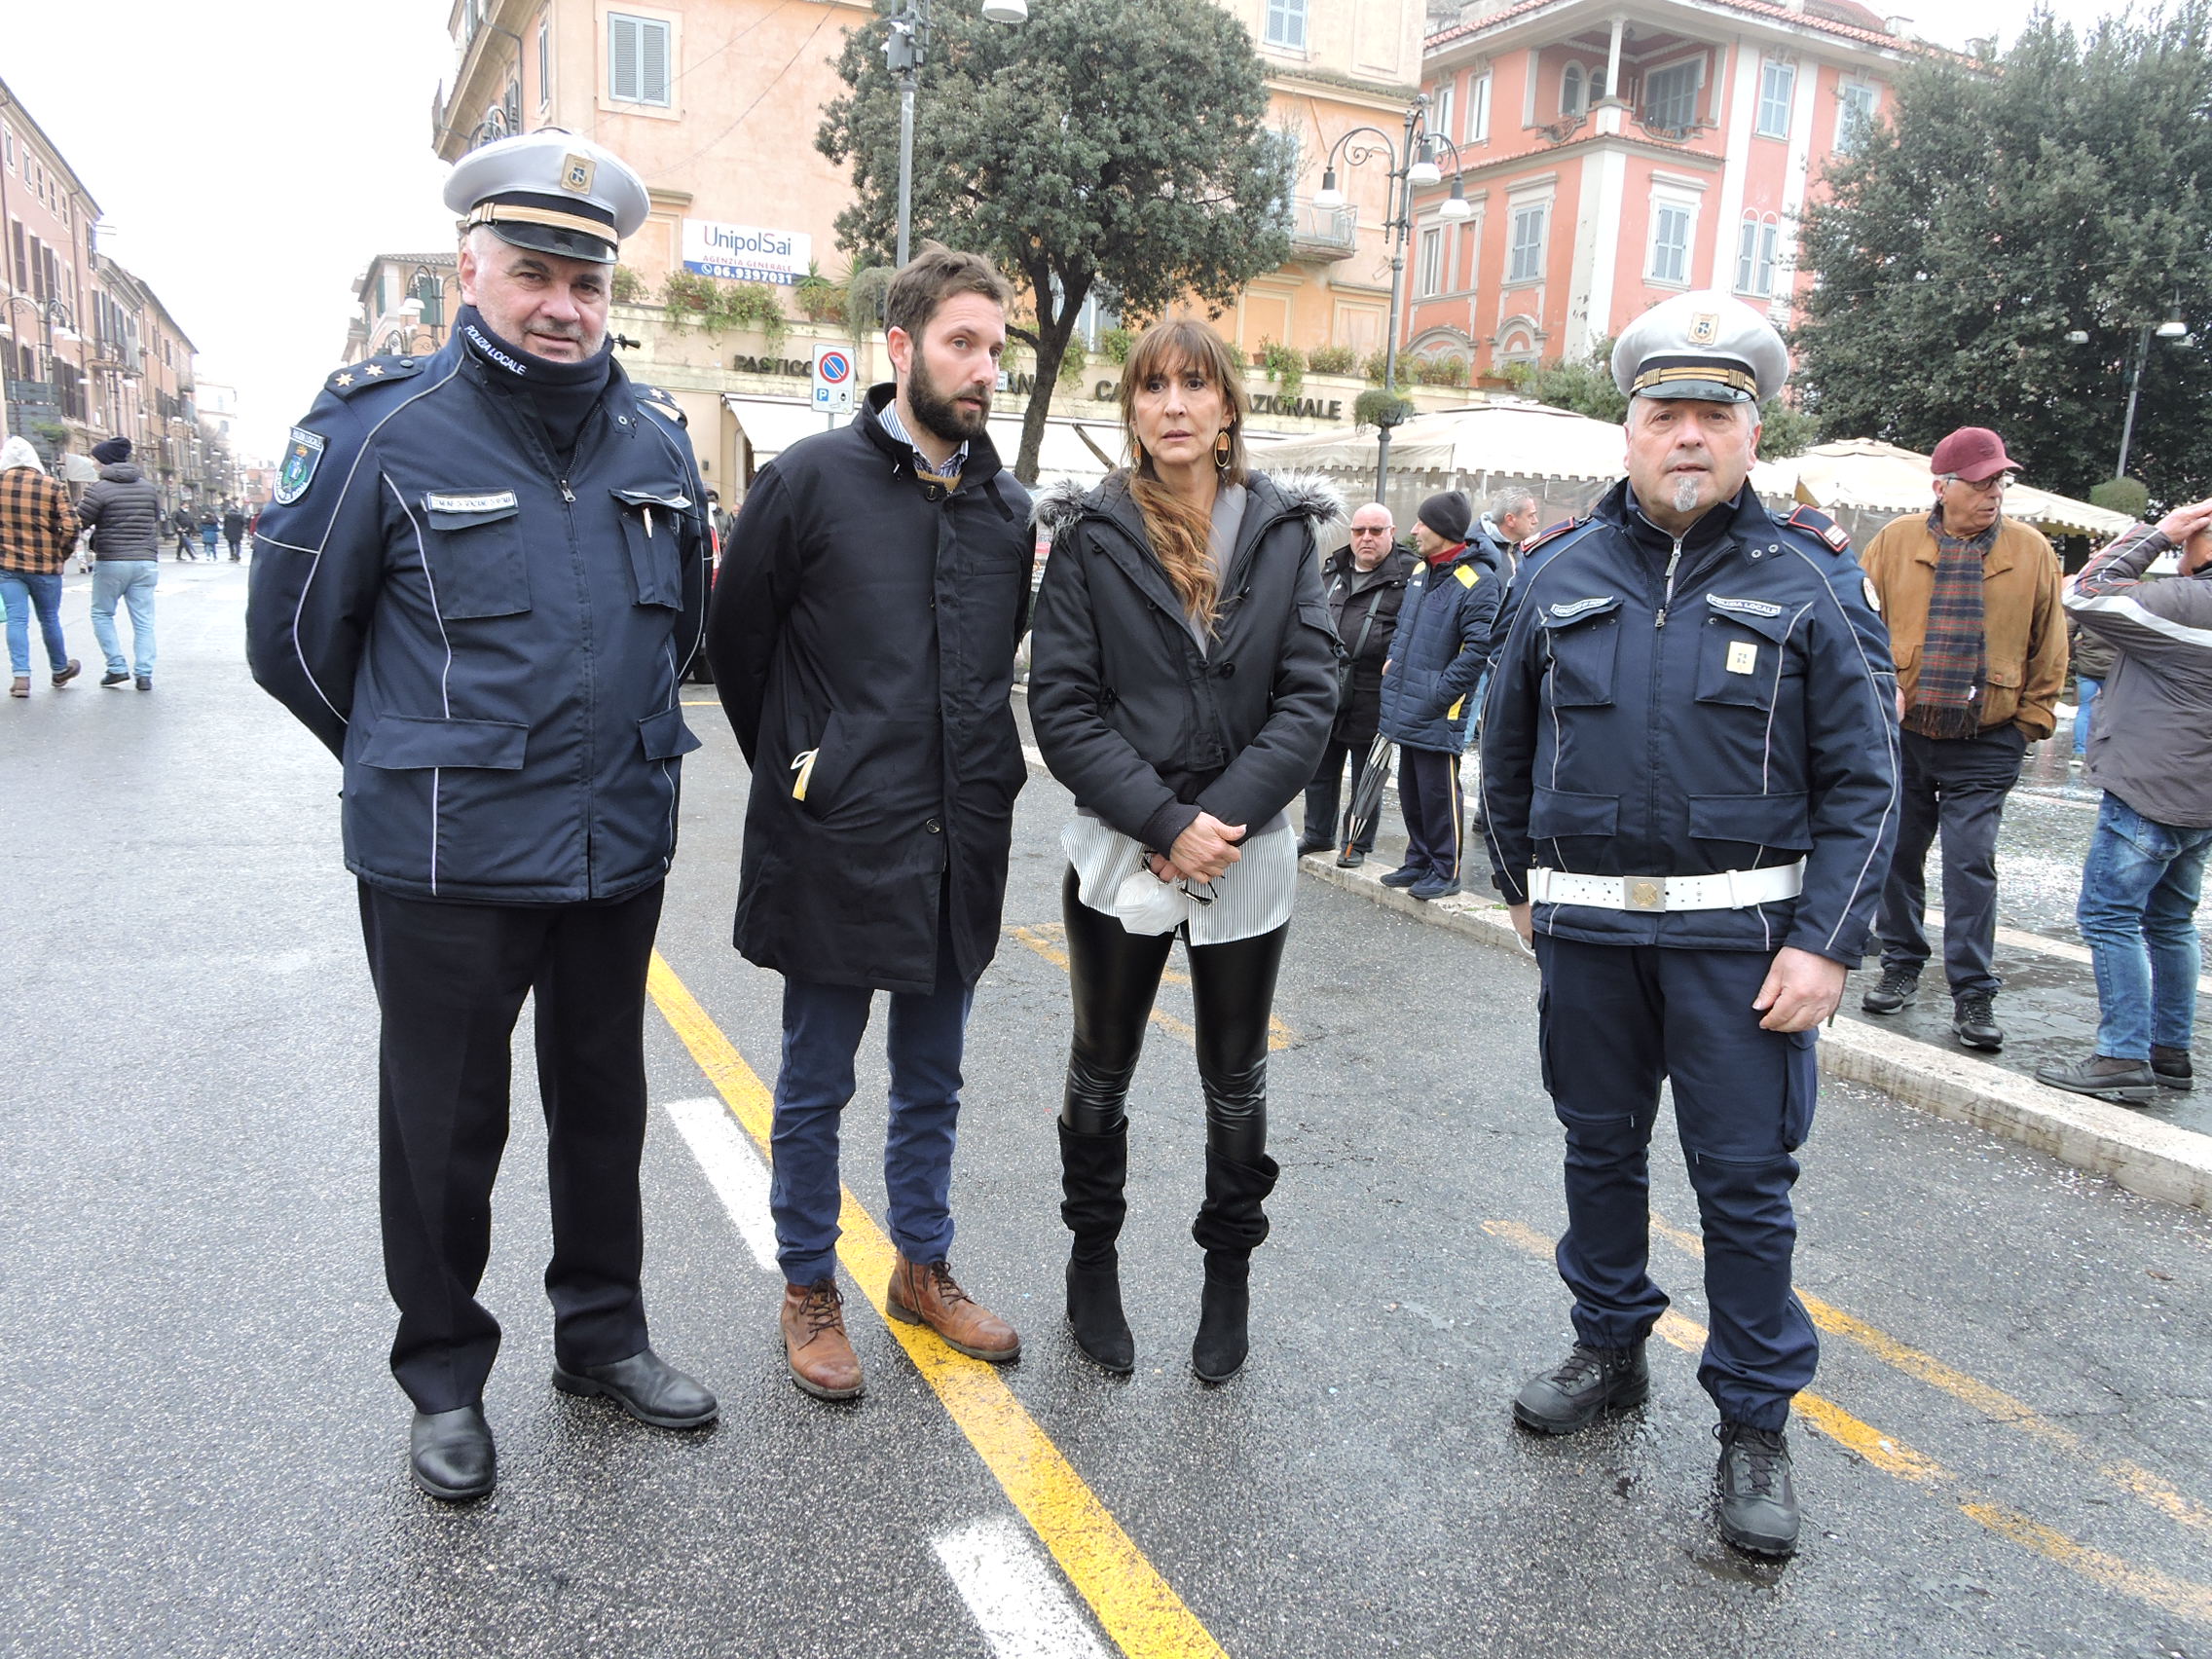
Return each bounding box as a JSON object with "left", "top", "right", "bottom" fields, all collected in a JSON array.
[{"left": 1341, "top": 731, "right": 1395, "bottom": 856}]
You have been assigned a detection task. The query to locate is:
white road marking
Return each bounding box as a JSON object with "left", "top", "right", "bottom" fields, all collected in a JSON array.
[
  {"left": 662, "top": 1097, "right": 779, "bottom": 1272},
  {"left": 932, "top": 1516, "right": 1110, "bottom": 1659}
]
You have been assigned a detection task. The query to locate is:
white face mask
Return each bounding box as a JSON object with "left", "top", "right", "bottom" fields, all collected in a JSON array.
[{"left": 1111, "top": 866, "right": 1192, "bottom": 936}]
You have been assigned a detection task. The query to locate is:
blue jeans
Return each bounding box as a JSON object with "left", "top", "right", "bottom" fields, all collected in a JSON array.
[
  {"left": 0, "top": 571, "right": 68, "bottom": 675},
  {"left": 91, "top": 561, "right": 157, "bottom": 677},
  {"left": 768, "top": 907, "right": 975, "bottom": 1284},
  {"left": 2077, "top": 793, "right": 2212, "bottom": 1061},
  {"left": 2074, "top": 677, "right": 2102, "bottom": 755}
]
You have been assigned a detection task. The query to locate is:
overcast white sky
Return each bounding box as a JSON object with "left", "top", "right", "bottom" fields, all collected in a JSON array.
[{"left": 2, "top": 0, "right": 2139, "bottom": 460}]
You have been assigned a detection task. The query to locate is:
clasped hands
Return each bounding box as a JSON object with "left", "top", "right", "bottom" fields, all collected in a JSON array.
[{"left": 1143, "top": 811, "right": 1246, "bottom": 886}]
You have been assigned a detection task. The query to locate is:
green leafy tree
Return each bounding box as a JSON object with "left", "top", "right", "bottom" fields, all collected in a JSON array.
[
  {"left": 1505, "top": 338, "right": 1820, "bottom": 458},
  {"left": 1795, "top": 5, "right": 2212, "bottom": 499},
  {"left": 818, "top": 0, "right": 1292, "bottom": 482}
]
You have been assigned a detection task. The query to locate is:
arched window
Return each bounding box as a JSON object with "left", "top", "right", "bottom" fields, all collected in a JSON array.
[{"left": 1562, "top": 64, "right": 1586, "bottom": 117}]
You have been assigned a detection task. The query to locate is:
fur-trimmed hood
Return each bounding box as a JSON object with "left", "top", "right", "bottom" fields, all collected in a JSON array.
[{"left": 1030, "top": 468, "right": 1346, "bottom": 541}]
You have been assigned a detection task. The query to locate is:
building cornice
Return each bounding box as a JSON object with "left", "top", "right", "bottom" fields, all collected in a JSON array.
[
  {"left": 0, "top": 75, "right": 104, "bottom": 218},
  {"left": 1424, "top": 0, "right": 1974, "bottom": 71}
]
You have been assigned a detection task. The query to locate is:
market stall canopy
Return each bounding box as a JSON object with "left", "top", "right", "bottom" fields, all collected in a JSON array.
[
  {"left": 1249, "top": 399, "right": 1796, "bottom": 495},
  {"left": 1780, "top": 439, "right": 2134, "bottom": 539}
]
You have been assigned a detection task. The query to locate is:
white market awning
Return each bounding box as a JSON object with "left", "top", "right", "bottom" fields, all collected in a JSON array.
[
  {"left": 1773, "top": 439, "right": 2136, "bottom": 539},
  {"left": 724, "top": 395, "right": 840, "bottom": 461}
]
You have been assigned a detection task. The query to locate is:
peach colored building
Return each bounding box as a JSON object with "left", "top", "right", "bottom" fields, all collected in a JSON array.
[
  {"left": 1400, "top": 0, "right": 1940, "bottom": 379},
  {"left": 1, "top": 75, "right": 100, "bottom": 456}
]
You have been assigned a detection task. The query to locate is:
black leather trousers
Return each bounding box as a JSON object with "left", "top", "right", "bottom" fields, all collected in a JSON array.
[{"left": 1058, "top": 866, "right": 1286, "bottom": 1163}]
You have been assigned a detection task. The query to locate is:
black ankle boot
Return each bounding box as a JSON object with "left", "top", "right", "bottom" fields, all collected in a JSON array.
[
  {"left": 1058, "top": 1122, "right": 1133, "bottom": 1372},
  {"left": 1065, "top": 1258, "right": 1134, "bottom": 1374},
  {"left": 1192, "top": 1252, "right": 1250, "bottom": 1382}
]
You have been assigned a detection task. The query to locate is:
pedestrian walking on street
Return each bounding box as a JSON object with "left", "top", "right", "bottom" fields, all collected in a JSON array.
[
  {"left": 706, "top": 245, "right": 1034, "bottom": 1404},
  {"left": 0, "top": 435, "right": 83, "bottom": 696},
  {"left": 1298, "top": 500, "right": 1412, "bottom": 867},
  {"left": 247, "top": 131, "right": 717, "bottom": 1503},
  {"left": 221, "top": 502, "right": 246, "bottom": 561},
  {"left": 1028, "top": 318, "right": 1342, "bottom": 1383},
  {"left": 75, "top": 437, "right": 161, "bottom": 689},
  {"left": 1375, "top": 490, "right": 1503, "bottom": 901},
  {"left": 1858, "top": 426, "right": 2068, "bottom": 1051},
  {"left": 1481, "top": 291, "right": 1899, "bottom": 1558},
  {"left": 2068, "top": 612, "right": 2115, "bottom": 765},
  {"left": 2035, "top": 498, "right": 2212, "bottom": 1105},
  {"left": 169, "top": 503, "right": 195, "bottom": 560},
  {"left": 198, "top": 508, "right": 218, "bottom": 561}
]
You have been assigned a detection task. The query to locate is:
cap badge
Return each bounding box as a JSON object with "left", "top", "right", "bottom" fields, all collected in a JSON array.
[
  {"left": 1688, "top": 312, "right": 1721, "bottom": 347},
  {"left": 561, "top": 154, "right": 597, "bottom": 195}
]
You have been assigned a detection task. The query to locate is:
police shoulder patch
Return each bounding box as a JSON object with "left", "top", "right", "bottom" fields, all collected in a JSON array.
[
  {"left": 635, "top": 383, "right": 688, "bottom": 428},
  {"left": 328, "top": 354, "right": 424, "bottom": 397},
  {"left": 274, "top": 428, "right": 326, "bottom": 504},
  {"left": 1786, "top": 504, "right": 1851, "bottom": 553},
  {"left": 1524, "top": 514, "right": 1586, "bottom": 554}
]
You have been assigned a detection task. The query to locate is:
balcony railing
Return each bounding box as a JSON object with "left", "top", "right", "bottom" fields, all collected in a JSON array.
[{"left": 1288, "top": 198, "right": 1358, "bottom": 259}]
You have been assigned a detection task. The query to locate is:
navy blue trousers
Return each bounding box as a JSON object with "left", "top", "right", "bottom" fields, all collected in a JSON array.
[
  {"left": 1396, "top": 746, "right": 1463, "bottom": 882},
  {"left": 768, "top": 896, "right": 974, "bottom": 1285},
  {"left": 1533, "top": 936, "right": 1820, "bottom": 1430}
]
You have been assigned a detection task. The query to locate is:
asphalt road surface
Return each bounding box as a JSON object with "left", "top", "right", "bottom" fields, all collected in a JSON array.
[{"left": 4, "top": 561, "right": 2209, "bottom": 1659}]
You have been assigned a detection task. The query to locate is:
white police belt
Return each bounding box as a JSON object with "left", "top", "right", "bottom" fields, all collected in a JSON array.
[{"left": 1530, "top": 861, "right": 1805, "bottom": 913}]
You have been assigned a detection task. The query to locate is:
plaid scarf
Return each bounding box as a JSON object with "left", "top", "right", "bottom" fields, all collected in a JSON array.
[{"left": 1906, "top": 509, "right": 1996, "bottom": 740}]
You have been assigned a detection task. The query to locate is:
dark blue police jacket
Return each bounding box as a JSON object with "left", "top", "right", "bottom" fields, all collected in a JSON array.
[
  {"left": 1479, "top": 479, "right": 1898, "bottom": 962},
  {"left": 246, "top": 339, "right": 708, "bottom": 904},
  {"left": 1376, "top": 538, "right": 1503, "bottom": 754}
]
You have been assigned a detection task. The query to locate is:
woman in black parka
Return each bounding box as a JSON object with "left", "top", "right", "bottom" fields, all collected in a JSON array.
[{"left": 1029, "top": 318, "right": 1342, "bottom": 1382}]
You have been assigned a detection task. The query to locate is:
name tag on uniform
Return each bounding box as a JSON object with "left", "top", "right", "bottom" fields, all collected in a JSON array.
[
  {"left": 1727, "top": 641, "right": 1759, "bottom": 676},
  {"left": 424, "top": 490, "right": 519, "bottom": 514}
]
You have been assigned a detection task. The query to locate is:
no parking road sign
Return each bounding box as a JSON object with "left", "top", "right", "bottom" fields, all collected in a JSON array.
[{"left": 811, "top": 344, "right": 857, "bottom": 416}]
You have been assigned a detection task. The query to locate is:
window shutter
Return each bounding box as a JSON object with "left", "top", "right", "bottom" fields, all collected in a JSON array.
[
  {"left": 609, "top": 15, "right": 640, "bottom": 102},
  {"left": 640, "top": 19, "right": 670, "bottom": 104}
]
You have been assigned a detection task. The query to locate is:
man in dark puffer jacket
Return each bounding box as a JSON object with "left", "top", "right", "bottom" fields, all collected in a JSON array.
[
  {"left": 1376, "top": 490, "right": 1503, "bottom": 899},
  {"left": 74, "top": 436, "right": 163, "bottom": 688}
]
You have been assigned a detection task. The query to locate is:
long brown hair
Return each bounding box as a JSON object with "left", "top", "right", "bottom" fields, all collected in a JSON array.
[{"left": 1118, "top": 319, "right": 1251, "bottom": 629}]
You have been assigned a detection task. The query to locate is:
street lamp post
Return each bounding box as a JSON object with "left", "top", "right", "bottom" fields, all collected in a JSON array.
[
  {"left": 2116, "top": 301, "right": 2190, "bottom": 480},
  {"left": 1312, "top": 95, "right": 1470, "bottom": 502},
  {"left": 885, "top": 0, "right": 1028, "bottom": 268}
]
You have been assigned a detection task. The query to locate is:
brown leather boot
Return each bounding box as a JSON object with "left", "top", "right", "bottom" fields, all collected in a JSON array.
[
  {"left": 886, "top": 1255, "right": 1021, "bottom": 1362},
  {"left": 781, "top": 1279, "right": 864, "bottom": 1400}
]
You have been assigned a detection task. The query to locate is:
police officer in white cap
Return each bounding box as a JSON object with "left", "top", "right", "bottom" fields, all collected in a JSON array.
[
  {"left": 1478, "top": 291, "right": 1898, "bottom": 1557},
  {"left": 248, "top": 131, "right": 715, "bottom": 1502}
]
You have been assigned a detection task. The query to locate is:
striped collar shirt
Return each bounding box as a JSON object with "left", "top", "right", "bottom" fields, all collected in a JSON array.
[{"left": 875, "top": 398, "right": 969, "bottom": 482}]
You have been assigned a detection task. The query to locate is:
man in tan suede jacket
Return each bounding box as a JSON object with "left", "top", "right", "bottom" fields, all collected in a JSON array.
[{"left": 1857, "top": 426, "right": 2067, "bottom": 1052}]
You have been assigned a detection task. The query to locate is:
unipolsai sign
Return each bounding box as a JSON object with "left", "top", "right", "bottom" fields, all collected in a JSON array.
[{"left": 681, "top": 219, "right": 812, "bottom": 287}]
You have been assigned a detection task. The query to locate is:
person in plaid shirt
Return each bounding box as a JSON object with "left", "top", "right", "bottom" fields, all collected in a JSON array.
[{"left": 0, "top": 435, "right": 82, "bottom": 697}]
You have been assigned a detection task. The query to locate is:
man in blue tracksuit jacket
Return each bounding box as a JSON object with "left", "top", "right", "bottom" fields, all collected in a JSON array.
[
  {"left": 1376, "top": 490, "right": 1502, "bottom": 900},
  {"left": 1479, "top": 291, "right": 1897, "bottom": 1559},
  {"left": 247, "top": 133, "right": 717, "bottom": 1502}
]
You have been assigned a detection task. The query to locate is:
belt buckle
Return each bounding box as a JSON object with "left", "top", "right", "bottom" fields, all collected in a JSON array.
[{"left": 1625, "top": 877, "right": 1665, "bottom": 912}]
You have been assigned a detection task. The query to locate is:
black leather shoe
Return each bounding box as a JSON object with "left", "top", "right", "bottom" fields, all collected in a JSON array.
[
  {"left": 1512, "top": 1341, "right": 1649, "bottom": 1434},
  {"left": 134, "top": 676, "right": 152, "bottom": 691},
  {"left": 2153, "top": 1045, "right": 2194, "bottom": 1090},
  {"left": 552, "top": 1347, "right": 719, "bottom": 1429},
  {"left": 410, "top": 1405, "right": 495, "bottom": 1501},
  {"left": 98, "top": 670, "right": 130, "bottom": 686},
  {"left": 1296, "top": 837, "right": 1331, "bottom": 858},
  {"left": 1714, "top": 1420, "right": 1800, "bottom": 1556},
  {"left": 2035, "top": 1052, "right": 2156, "bottom": 1105},
  {"left": 1379, "top": 865, "right": 1425, "bottom": 889},
  {"left": 1952, "top": 992, "right": 2004, "bottom": 1051},
  {"left": 1860, "top": 967, "right": 1917, "bottom": 1014},
  {"left": 1335, "top": 850, "right": 1365, "bottom": 868}
]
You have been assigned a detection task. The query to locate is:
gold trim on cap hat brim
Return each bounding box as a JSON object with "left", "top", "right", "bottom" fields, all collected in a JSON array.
[
  {"left": 464, "top": 203, "right": 618, "bottom": 246},
  {"left": 1631, "top": 364, "right": 1760, "bottom": 398}
]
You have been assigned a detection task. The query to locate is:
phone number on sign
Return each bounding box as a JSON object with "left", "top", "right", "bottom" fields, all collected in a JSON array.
[{"left": 683, "top": 261, "right": 799, "bottom": 286}]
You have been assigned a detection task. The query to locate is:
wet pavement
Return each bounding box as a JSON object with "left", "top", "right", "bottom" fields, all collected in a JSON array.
[{"left": 6, "top": 564, "right": 2212, "bottom": 1658}]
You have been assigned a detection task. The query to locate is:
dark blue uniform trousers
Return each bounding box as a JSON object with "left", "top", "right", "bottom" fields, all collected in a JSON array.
[
  {"left": 769, "top": 892, "right": 973, "bottom": 1285},
  {"left": 358, "top": 880, "right": 663, "bottom": 1415},
  {"left": 1534, "top": 935, "right": 1820, "bottom": 1430}
]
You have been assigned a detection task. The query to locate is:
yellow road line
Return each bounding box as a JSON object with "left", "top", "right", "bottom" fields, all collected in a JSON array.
[
  {"left": 647, "top": 952, "right": 1227, "bottom": 1659},
  {"left": 1482, "top": 1219, "right": 2212, "bottom": 1623},
  {"left": 1645, "top": 1210, "right": 2212, "bottom": 1534},
  {"left": 1010, "top": 922, "right": 1296, "bottom": 1051}
]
